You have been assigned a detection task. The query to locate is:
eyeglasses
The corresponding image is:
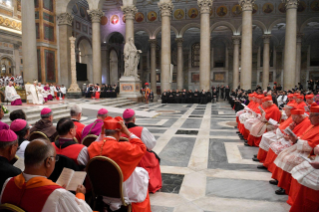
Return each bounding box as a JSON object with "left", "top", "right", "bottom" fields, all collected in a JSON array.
[{"left": 49, "top": 155, "right": 59, "bottom": 162}]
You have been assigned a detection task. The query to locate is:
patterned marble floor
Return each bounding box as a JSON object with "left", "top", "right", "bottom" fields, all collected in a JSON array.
[{"left": 76, "top": 100, "right": 291, "bottom": 212}]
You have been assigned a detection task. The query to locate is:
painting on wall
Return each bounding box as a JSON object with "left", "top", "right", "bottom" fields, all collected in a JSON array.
[
  {"left": 174, "top": 9, "right": 185, "bottom": 20},
  {"left": 298, "top": 1, "right": 306, "bottom": 12},
  {"left": 278, "top": 3, "right": 286, "bottom": 13},
  {"left": 135, "top": 12, "right": 144, "bottom": 23},
  {"left": 262, "top": 3, "right": 274, "bottom": 14},
  {"left": 217, "top": 6, "right": 227, "bottom": 17},
  {"left": 45, "top": 50, "right": 56, "bottom": 82},
  {"left": 311, "top": 0, "right": 319, "bottom": 11},
  {"left": 111, "top": 15, "right": 119, "bottom": 25},
  {"left": 188, "top": 8, "right": 198, "bottom": 19},
  {"left": 232, "top": 5, "right": 242, "bottom": 15},
  {"left": 214, "top": 72, "right": 225, "bottom": 82},
  {"left": 191, "top": 73, "right": 200, "bottom": 83},
  {"left": 156, "top": 73, "right": 160, "bottom": 82},
  {"left": 252, "top": 4, "right": 258, "bottom": 14},
  {"left": 147, "top": 11, "right": 157, "bottom": 22},
  {"left": 17, "top": 0, "right": 21, "bottom": 12},
  {"left": 122, "top": 15, "right": 126, "bottom": 23},
  {"left": 100, "top": 16, "right": 107, "bottom": 25}
]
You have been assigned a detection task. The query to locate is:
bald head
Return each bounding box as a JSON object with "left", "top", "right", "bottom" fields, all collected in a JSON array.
[{"left": 25, "top": 139, "right": 54, "bottom": 168}]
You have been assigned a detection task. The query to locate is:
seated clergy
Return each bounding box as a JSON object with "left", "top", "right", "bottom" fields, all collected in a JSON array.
[
  {"left": 0, "top": 129, "right": 21, "bottom": 192},
  {"left": 122, "top": 109, "right": 162, "bottom": 193},
  {"left": 30, "top": 108, "right": 58, "bottom": 142},
  {"left": 5, "top": 81, "right": 22, "bottom": 105},
  {"left": 0, "top": 139, "right": 93, "bottom": 212},
  {"left": 246, "top": 96, "right": 281, "bottom": 147},
  {"left": 36, "top": 82, "right": 45, "bottom": 104},
  {"left": 255, "top": 102, "right": 295, "bottom": 164},
  {"left": 88, "top": 117, "right": 151, "bottom": 212},
  {"left": 81, "top": 108, "right": 108, "bottom": 141},
  {"left": 10, "top": 119, "right": 30, "bottom": 159},
  {"left": 52, "top": 118, "right": 89, "bottom": 166},
  {"left": 25, "top": 81, "right": 40, "bottom": 105},
  {"left": 270, "top": 103, "right": 319, "bottom": 195},
  {"left": 0, "top": 105, "right": 9, "bottom": 130},
  {"left": 70, "top": 105, "right": 86, "bottom": 143},
  {"left": 261, "top": 108, "right": 311, "bottom": 173},
  {"left": 288, "top": 145, "right": 319, "bottom": 212}
]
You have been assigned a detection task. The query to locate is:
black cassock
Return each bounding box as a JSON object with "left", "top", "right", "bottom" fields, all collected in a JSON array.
[
  {"left": 193, "top": 92, "right": 200, "bottom": 103},
  {"left": 161, "top": 92, "right": 168, "bottom": 103},
  {"left": 187, "top": 92, "right": 193, "bottom": 103},
  {"left": 212, "top": 91, "right": 218, "bottom": 103},
  {"left": 181, "top": 92, "right": 187, "bottom": 103},
  {"left": 206, "top": 92, "right": 211, "bottom": 103},
  {"left": 200, "top": 92, "right": 207, "bottom": 104},
  {"left": 168, "top": 92, "right": 174, "bottom": 103},
  {"left": 175, "top": 92, "right": 181, "bottom": 103},
  {"left": 0, "top": 156, "right": 22, "bottom": 192}
]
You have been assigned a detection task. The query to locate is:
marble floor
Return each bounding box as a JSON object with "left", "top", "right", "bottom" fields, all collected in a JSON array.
[{"left": 123, "top": 101, "right": 290, "bottom": 212}]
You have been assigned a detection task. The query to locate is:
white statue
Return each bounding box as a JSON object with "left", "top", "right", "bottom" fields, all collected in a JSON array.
[{"left": 124, "top": 37, "right": 142, "bottom": 78}]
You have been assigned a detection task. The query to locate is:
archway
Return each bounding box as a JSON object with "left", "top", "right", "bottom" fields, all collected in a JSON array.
[
  {"left": 109, "top": 49, "right": 118, "bottom": 85},
  {"left": 78, "top": 38, "right": 93, "bottom": 83}
]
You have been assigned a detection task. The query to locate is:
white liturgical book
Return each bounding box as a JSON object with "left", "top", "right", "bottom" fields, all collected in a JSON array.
[
  {"left": 299, "top": 155, "right": 312, "bottom": 163},
  {"left": 13, "top": 158, "right": 25, "bottom": 171},
  {"left": 268, "top": 118, "right": 278, "bottom": 126},
  {"left": 284, "top": 128, "right": 297, "bottom": 138},
  {"left": 56, "top": 168, "right": 87, "bottom": 191}
]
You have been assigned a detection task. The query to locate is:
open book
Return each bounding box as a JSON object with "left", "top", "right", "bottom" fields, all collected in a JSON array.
[
  {"left": 268, "top": 118, "right": 278, "bottom": 126},
  {"left": 299, "top": 155, "right": 312, "bottom": 163},
  {"left": 13, "top": 157, "right": 25, "bottom": 171},
  {"left": 56, "top": 168, "right": 87, "bottom": 191},
  {"left": 284, "top": 127, "right": 297, "bottom": 138}
]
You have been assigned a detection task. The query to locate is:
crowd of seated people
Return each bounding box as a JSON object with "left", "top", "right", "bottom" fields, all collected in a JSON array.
[
  {"left": 0, "top": 104, "right": 162, "bottom": 212},
  {"left": 160, "top": 85, "right": 230, "bottom": 104},
  {"left": 84, "top": 84, "right": 119, "bottom": 99},
  {"left": 231, "top": 82, "right": 319, "bottom": 212}
]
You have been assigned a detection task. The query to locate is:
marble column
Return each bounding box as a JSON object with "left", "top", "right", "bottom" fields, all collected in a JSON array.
[
  {"left": 158, "top": 1, "right": 174, "bottom": 91},
  {"left": 225, "top": 47, "right": 229, "bottom": 70},
  {"left": 176, "top": 38, "right": 184, "bottom": 90},
  {"left": 101, "top": 44, "right": 109, "bottom": 84},
  {"left": 21, "top": 0, "right": 38, "bottom": 83},
  {"left": 88, "top": 9, "right": 104, "bottom": 84},
  {"left": 68, "top": 37, "right": 81, "bottom": 93},
  {"left": 121, "top": 6, "right": 138, "bottom": 43},
  {"left": 295, "top": 33, "right": 303, "bottom": 85},
  {"left": 149, "top": 39, "right": 157, "bottom": 94},
  {"left": 14, "top": 44, "right": 20, "bottom": 75},
  {"left": 283, "top": 0, "right": 298, "bottom": 89},
  {"left": 262, "top": 35, "right": 271, "bottom": 89},
  {"left": 239, "top": 0, "right": 254, "bottom": 89},
  {"left": 198, "top": 0, "right": 213, "bottom": 91},
  {"left": 232, "top": 36, "right": 241, "bottom": 90},
  {"left": 211, "top": 47, "right": 214, "bottom": 69},
  {"left": 58, "top": 13, "right": 73, "bottom": 87}
]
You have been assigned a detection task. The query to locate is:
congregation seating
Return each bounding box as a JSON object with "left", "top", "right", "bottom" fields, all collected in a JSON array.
[
  {"left": 82, "top": 135, "right": 98, "bottom": 147},
  {"left": 28, "top": 131, "right": 49, "bottom": 141},
  {"left": 86, "top": 156, "right": 132, "bottom": 212},
  {"left": 0, "top": 203, "right": 25, "bottom": 212}
]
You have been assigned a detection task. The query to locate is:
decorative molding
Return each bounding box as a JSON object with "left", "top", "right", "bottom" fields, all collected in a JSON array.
[
  {"left": 121, "top": 5, "right": 138, "bottom": 20},
  {"left": 149, "top": 39, "right": 157, "bottom": 48},
  {"left": 198, "top": 0, "right": 213, "bottom": 14},
  {"left": 282, "top": 0, "right": 299, "bottom": 10},
  {"left": 175, "top": 38, "right": 184, "bottom": 47},
  {"left": 239, "top": 0, "right": 255, "bottom": 11},
  {"left": 262, "top": 34, "right": 272, "bottom": 44},
  {"left": 232, "top": 36, "right": 241, "bottom": 45},
  {"left": 158, "top": 2, "right": 174, "bottom": 17},
  {"left": 57, "top": 13, "right": 73, "bottom": 26},
  {"left": 0, "top": 15, "right": 21, "bottom": 32},
  {"left": 87, "top": 9, "right": 104, "bottom": 23}
]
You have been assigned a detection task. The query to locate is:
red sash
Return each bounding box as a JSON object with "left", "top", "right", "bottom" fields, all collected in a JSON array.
[{"left": 52, "top": 143, "right": 84, "bottom": 165}]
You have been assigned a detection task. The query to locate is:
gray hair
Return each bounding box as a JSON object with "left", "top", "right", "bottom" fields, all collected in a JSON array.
[
  {"left": 104, "top": 129, "right": 118, "bottom": 136},
  {"left": 41, "top": 112, "right": 52, "bottom": 119},
  {"left": 0, "top": 139, "right": 18, "bottom": 149},
  {"left": 70, "top": 104, "right": 82, "bottom": 117},
  {"left": 124, "top": 115, "right": 135, "bottom": 123},
  {"left": 24, "top": 139, "right": 55, "bottom": 168}
]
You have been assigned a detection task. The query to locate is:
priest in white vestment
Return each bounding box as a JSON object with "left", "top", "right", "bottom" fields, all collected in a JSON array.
[
  {"left": 5, "top": 81, "right": 22, "bottom": 105},
  {"left": 36, "top": 83, "right": 45, "bottom": 104},
  {"left": 26, "top": 81, "right": 40, "bottom": 105}
]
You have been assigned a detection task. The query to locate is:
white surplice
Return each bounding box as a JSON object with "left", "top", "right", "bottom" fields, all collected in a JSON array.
[
  {"left": 25, "top": 84, "right": 40, "bottom": 104},
  {"left": 4, "top": 85, "right": 21, "bottom": 102},
  {"left": 36, "top": 86, "right": 45, "bottom": 104}
]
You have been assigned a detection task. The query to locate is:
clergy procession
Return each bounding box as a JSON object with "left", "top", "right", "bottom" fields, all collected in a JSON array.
[
  {"left": 232, "top": 86, "right": 319, "bottom": 212},
  {"left": 0, "top": 105, "right": 161, "bottom": 212}
]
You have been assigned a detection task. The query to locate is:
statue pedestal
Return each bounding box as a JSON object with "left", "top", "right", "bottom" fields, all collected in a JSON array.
[{"left": 119, "top": 76, "right": 142, "bottom": 101}]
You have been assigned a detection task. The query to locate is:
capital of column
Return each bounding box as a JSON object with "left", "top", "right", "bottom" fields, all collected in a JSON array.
[
  {"left": 158, "top": 2, "right": 174, "bottom": 17},
  {"left": 262, "top": 34, "right": 272, "bottom": 44},
  {"left": 175, "top": 38, "right": 184, "bottom": 47},
  {"left": 282, "top": 0, "right": 299, "bottom": 10},
  {"left": 149, "top": 39, "right": 157, "bottom": 48},
  {"left": 232, "top": 36, "right": 241, "bottom": 45},
  {"left": 239, "top": 0, "right": 255, "bottom": 11},
  {"left": 121, "top": 5, "right": 138, "bottom": 20},
  {"left": 198, "top": 0, "right": 213, "bottom": 14},
  {"left": 297, "top": 33, "right": 303, "bottom": 43},
  {"left": 57, "top": 13, "right": 74, "bottom": 26},
  {"left": 87, "top": 9, "right": 104, "bottom": 23}
]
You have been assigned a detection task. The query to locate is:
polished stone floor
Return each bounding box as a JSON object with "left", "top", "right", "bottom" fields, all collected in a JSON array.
[{"left": 55, "top": 100, "right": 291, "bottom": 212}]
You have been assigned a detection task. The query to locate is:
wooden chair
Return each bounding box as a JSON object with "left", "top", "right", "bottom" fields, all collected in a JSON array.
[
  {"left": 0, "top": 203, "right": 25, "bottom": 212},
  {"left": 29, "top": 131, "right": 49, "bottom": 141},
  {"left": 86, "top": 156, "right": 131, "bottom": 212},
  {"left": 82, "top": 135, "right": 98, "bottom": 147},
  {"left": 54, "top": 135, "right": 79, "bottom": 143}
]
